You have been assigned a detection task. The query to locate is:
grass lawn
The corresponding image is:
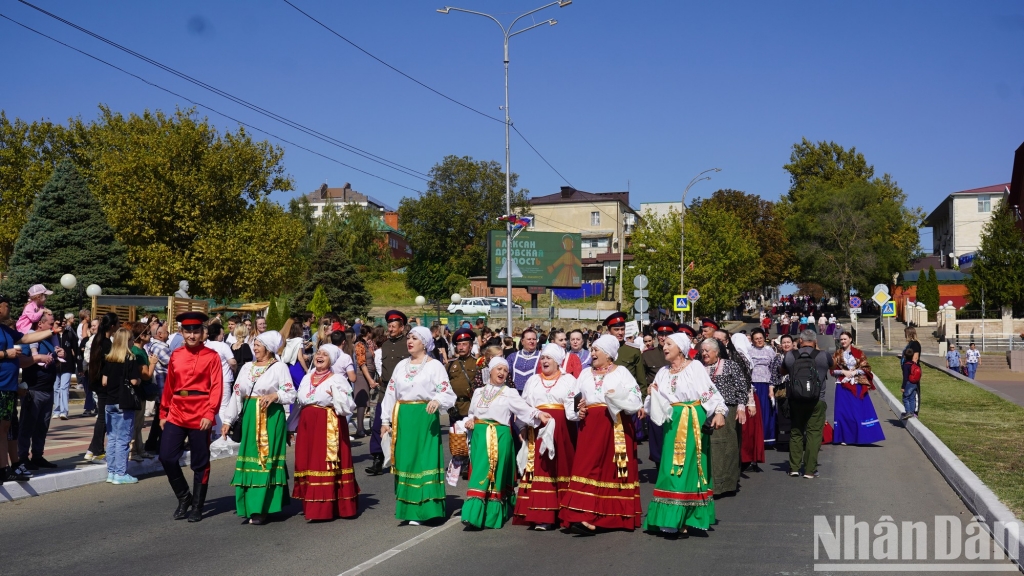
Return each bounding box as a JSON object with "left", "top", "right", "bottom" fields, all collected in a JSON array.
[
  {"left": 366, "top": 273, "right": 419, "bottom": 307},
  {"left": 872, "top": 356, "right": 1024, "bottom": 518}
]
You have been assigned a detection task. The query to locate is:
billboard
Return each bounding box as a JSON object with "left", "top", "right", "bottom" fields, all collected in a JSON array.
[{"left": 488, "top": 230, "right": 582, "bottom": 288}]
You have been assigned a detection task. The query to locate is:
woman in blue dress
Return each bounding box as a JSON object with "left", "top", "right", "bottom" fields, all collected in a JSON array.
[{"left": 830, "top": 333, "right": 885, "bottom": 445}]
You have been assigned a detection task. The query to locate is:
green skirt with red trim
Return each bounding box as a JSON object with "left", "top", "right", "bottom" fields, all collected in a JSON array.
[
  {"left": 461, "top": 420, "right": 516, "bottom": 529},
  {"left": 642, "top": 403, "right": 715, "bottom": 532}
]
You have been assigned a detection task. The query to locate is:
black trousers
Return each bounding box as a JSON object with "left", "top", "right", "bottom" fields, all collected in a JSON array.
[
  {"left": 88, "top": 397, "right": 107, "bottom": 455},
  {"left": 159, "top": 422, "right": 212, "bottom": 486},
  {"left": 368, "top": 401, "right": 383, "bottom": 456},
  {"left": 18, "top": 390, "right": 53, "bottom": 461},
  {"left": 144, "top": 401, "right": 162, "bottom": 452}
]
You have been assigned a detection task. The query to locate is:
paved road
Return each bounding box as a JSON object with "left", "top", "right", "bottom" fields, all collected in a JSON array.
[{"left": 3, "top": 391, "right": 1015, "bottom": 576}]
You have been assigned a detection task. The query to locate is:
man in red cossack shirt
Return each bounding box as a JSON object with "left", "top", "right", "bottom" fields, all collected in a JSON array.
[{"left": 158, "top": 312, "right": 223, "bottom": 523}]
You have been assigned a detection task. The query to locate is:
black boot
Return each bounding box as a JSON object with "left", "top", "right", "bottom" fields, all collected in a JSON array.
[
  {"left": 364, "top": 453, "right": 384, "bottom": 476},
  {"left": 170, "top": 476, "right": 192, "bottom": 520},
  {"left": 187, "top": 480, "right": 208, "bottom": 523}
]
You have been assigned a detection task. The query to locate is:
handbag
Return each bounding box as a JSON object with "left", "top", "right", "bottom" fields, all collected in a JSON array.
[
  {"left": 121, "top": 357, "right": 143, "bottom": 410},
  {"left": 229, "top": 368, "right": 263, "bottom": 443}
]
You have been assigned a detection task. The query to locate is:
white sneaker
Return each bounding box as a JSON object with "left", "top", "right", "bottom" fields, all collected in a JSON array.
[
  {"left": 106, "top": 473, "right": 114, "bottom": 483},
  {"left": 407, "top": 520, "right": 421, "bottom": 526}
]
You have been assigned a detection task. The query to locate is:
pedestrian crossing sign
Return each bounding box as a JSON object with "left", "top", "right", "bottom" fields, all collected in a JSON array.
[
  {"left": 673, "top": 295, "right": 690, "bottom": 312},
  {"left": 881, "top": 301, "right": 896, "bottom": 317}
]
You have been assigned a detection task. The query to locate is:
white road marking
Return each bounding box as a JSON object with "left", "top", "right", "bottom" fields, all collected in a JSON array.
[{"left": 338, "top": 513, "right": 462, "bottom": 576}]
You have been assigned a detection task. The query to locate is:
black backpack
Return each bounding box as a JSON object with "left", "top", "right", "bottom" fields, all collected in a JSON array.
[{"left": 788, "top": 349, "right": 822, "bottom": 402}]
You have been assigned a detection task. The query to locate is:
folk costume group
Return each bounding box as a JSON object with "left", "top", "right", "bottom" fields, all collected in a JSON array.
[{"left": 156, "top": 309, "right": 883, "bottom": 535}]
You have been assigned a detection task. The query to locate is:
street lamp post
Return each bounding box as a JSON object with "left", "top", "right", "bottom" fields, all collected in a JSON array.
[
  {"left": 438, "top": 0, "right": 571, "bottom": 338},
  {"left": 679, "top": 168, "right": 721, "bottom": 321}
]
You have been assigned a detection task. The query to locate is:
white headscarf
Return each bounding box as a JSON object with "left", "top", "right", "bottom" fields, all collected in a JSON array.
[
  {"left": 488, "top": 356, "right": 509, "bottom": 371},
  {"left": 667, "top": 333, "right": 692, "bottom": 356},
  {"left": 540, "top": 343, "right": 566, "bottom": 366},
  {"left": 316, "top": 343, "right": 341, "bottom": 366},
  {"left": 255, "top": 330, "right": 282, "bottom": 359},
  {"left": 409, "top": 326, "right": 434, "bottom": 354},
  {"left": 592, "top": 334, "right": 620, "bottom": 361},
  {"left": 731, "top": 333, "right": 753, "bottom": 364}
]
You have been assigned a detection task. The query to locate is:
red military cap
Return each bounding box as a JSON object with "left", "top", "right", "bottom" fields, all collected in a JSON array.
[
  {"left": 603, "top": 311, "right": 627, "bottom": 327},
  {"left": 453, "top": 328, "right": 475, "bottom": 343},
  {"left": 652, "top": 321, "right": 677, "bottom": 335},
  {"left": 384, "top": 310, "right": 408, "bottom": 325},
  {"left": 701, "top": 317, "right": 719, "bottom": 331},
  {"left": 176, "top": 311, "right": 208, "bottom": 327},
  {"left": 676, "top": 324, "right": 697, "bottom": 339}
]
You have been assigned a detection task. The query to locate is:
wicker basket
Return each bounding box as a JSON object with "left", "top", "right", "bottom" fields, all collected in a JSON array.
[{"left": 448, "top": 431, "right": 469, "bottom": 458}]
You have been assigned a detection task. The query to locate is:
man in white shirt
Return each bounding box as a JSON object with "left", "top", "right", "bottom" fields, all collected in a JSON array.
[{"left": 204, "top": 323, "right": 236, "bottom": 426}]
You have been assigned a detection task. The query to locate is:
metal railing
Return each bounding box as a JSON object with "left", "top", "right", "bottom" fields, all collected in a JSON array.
[{"left": 949, "top": 333, "right": 1023, "bottom": 352}]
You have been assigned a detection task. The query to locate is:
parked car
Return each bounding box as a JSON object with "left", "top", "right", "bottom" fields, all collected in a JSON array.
[{"left": 447, "top": 297, "right": 492, "bottom": 315}]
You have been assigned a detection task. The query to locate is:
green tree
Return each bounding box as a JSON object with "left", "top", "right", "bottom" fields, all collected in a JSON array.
[
  {"left": 915, "top": 267, "right": 928, "bottom": 306},
  {"left": 265, "top": 298, "right": 281, "bottom": 332},
  {"left": 691, "top": 189, "right": 796, "bottom": 288},
  {"left": 399, "top": 155, "right": 528, "bottom": 296},
  {"left": 278, "top": 298, "right": 291, "bottom": 328},
  {"left": 306, "top": 285, "right": 332, "bottom": 319},
  {"left": 782, "top": 138, "right": 874, "bottom": 202},
  {"left": 290, "top": 237, "right": 372, "bottom": 321},
  {"left": 967, "top": 202, "right": 1024, "bottom": 313},
  {"left": 1, "top": 161, "right": 129, "bottom": 315},
  {"left": 72, "top": 106, "right": 296, "bottom": 297},
  {"left": 626, "top": 203, "right": 760, "bottom": 317},
  {"left": 0, "top": 112, "right": 75, "bottom": 271}
]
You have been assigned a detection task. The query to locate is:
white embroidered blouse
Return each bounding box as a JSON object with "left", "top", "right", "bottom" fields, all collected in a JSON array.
[{"left": 380, "top": 357, "right": 456, "bottom": 426}]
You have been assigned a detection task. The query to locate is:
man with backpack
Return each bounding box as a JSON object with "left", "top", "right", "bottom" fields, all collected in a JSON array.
[{"left": 781, "top": 330, "right": 834, "bottom": 479}]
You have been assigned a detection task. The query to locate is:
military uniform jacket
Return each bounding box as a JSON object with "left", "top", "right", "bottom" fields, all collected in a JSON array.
[
  {"left": 379, "top": 334, "right": 410, "bottom": 386},
  {"left": 641, "top": 346, "right": 668, "bottom": 388},
  {"left": 615, "top": 343, "right": 648, "bottom": 395},
  {"left": 446, "top": 354, "right": 479, "bottom": 417}
]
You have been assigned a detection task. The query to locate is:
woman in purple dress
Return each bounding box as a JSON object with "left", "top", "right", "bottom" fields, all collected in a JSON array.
[{"left": 830, "top": 333, "right": 885, "bottom": 445}]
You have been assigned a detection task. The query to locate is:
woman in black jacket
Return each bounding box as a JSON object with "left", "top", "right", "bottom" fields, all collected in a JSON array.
[
  {"left": 54, "top": 316, "right": 80, "bottom": 420},
  {"left": 85, "top": 312, "right": 119, "bottom": 462}
]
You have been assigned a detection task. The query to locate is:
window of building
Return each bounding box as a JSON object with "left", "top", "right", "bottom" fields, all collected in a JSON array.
[
  {"left": 978, "top": 195, "right": 991, "bottom": 212},
  {"left": 591, "top": 211, "right": 600, "bottom": 226},
  {"left": 583, "top": 238, "right": 610, "bottom": 249}
]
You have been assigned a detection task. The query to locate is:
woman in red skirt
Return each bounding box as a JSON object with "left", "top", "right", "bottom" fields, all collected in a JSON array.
[
  {"left": 513, "top": 343, "right": 579, "bottom": 531},
  {"left": 560, "top": 335, "right": 644, "bottom": 535},
  {"left": 288, "top": 344, "right": 360, "bottom": 520}
]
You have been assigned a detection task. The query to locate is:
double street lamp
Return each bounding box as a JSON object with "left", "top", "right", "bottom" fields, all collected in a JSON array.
[
  {"left": 60, "top": 273, "right": 102, "bottom": 309},
  {"left": 679, "top": 168, "right": 721, "bottom": 318},
  {"left": 438, "top": 0, "right": 572, "bottom": 336}
]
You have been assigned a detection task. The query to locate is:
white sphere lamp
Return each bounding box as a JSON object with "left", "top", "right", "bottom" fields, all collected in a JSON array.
[
  {"left": 60, "top": 274, "right": 77, "bottom": 290},
  {"left": 85, "top": 284, "right": 102, "bottom": 298},
  {"left": 415, "top": 295, "right": 426, "bottom": 306}
]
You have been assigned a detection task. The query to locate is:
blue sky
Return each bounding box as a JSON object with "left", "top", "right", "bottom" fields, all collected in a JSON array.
[{"left": 2, "top": 0, "right": 1023, "bottom": 250}]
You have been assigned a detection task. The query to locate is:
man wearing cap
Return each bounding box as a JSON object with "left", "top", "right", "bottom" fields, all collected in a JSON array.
[
  {"left": 365, "top": 310, "right": 410, "bottom": 476},
  {"left": 605, "top": 312, "right": 646, "bottom": 394},
  {"left": 699, "top": 317, "right": 719, "bottom": 344},
  {"left": 0, "top": 293, "right": 56, "bottom": 483},
  {"left": 446, "top": 328, "right": 478, "bottom": 477},
  {"left": 158, "top": 312, "right": 224, "bottom": 523},
  {"left": 641, "top": 321, "right": 677, "bottom": 465}
]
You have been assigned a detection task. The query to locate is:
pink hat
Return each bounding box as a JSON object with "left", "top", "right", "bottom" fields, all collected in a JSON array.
[{"left": 28, "top": 284, "right": 53, "bottom": 297}]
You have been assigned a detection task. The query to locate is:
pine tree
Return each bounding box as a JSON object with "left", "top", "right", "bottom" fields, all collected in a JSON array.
[
  {"left": 967, "top": 202, "right": 1024, "bottom": 311},
  {"left": 265, "top": 298, "right": 281, "bottom": 332},
  {"left": 290, "top": 237, "right": 372, "bottom": 321},
  {"left": 306, "top": 285, "right": 332, "bottom": 320},
  {"left": 278, "top": 298, "right": 291, "bottom": 328},
  {"left": 915, "top": 268, "right": 927, "bottom": 306},
  {"left": 0, "top": 160, "right": 129, "bottom": 315}
]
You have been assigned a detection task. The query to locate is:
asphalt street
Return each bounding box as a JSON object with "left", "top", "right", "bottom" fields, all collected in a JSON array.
[{"left": 0, "top": 333, "right": 1015, "bottom": 575}]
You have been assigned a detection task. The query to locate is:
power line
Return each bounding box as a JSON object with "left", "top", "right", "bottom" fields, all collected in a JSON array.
[
  {"left": 280, "top": 0, "right": 586, "bottom": 196},
  {"left": 18, "top": 0, "right": 432, "bottom": 182},
  {"left": 0, "top": 13, "right": 424, "bottom": 194},
  {"left": 281, "top": 0, "right": 503, "bottom": 125}
]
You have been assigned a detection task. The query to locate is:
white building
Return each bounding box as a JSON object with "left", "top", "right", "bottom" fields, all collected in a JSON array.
[
  {"left": 924, "top": 183, "right": 1010, "bottom": 269},
  {"left": 639, "top": 201, "right": 682, "bottom": 220},
  {"left": 303, "top": 182, "right": 393, "bottom": 219}
]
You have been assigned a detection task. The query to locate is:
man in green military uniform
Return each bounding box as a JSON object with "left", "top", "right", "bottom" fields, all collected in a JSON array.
[
  {"left": 641, "top": 321, "right": 676, "bottom": 465},
  {"left": 365, "top": 310, "right": 410, "bottom": 476},
  {"left": 605, "top": 312, "right": 645, "bottom": 393},
  {"left": 446, "top": 327, "right": 478, "bottom": 478}
]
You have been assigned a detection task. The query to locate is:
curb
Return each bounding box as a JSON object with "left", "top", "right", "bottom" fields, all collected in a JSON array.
[
  {"left": 918, "top": 356, "right": 1023, "bottom": 407},
  {"left": 873, "top": 374, "right": 1024, "bottom": 566},
  {"left": 0, "top": 449, "right": 236, "bottom": 504}
]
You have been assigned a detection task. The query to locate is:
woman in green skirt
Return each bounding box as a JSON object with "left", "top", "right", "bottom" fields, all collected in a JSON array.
[
  {"left": 379, "top": 326, "right": 456, "bottom": 525},
  {"left": 221, "top": 330, "right": 296, "bottom": 525},
  {"left": 460, "top": 356, "right": 550, "bottom": 529},
  {"left": 643, "top": 332, "right": 726, "bottom": 537}
]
